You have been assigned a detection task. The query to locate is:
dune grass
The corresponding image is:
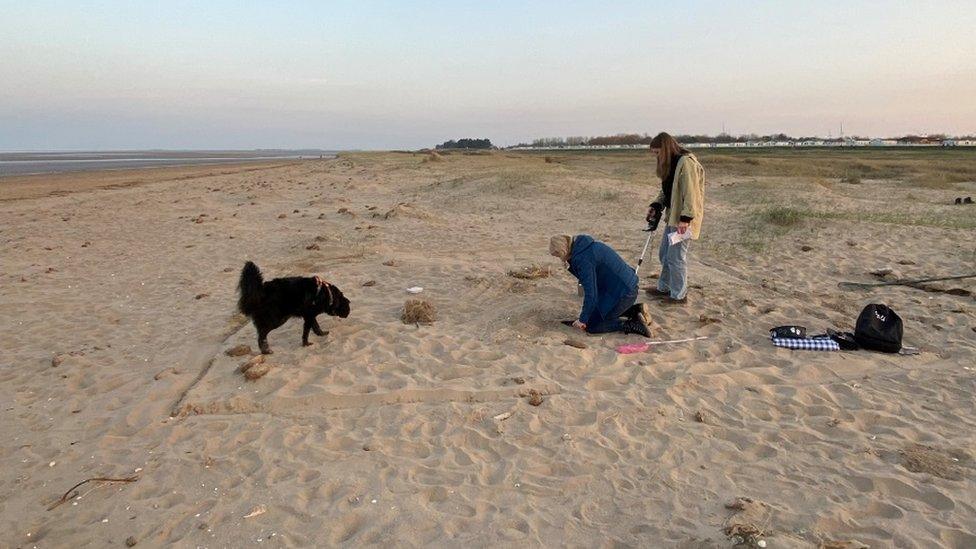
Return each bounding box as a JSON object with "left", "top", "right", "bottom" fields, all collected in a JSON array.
[
  {"left": 759, "top": 206, "right": 804, "bottom": 227},
  {"left": 353, "top": 149, "right": 976, "bottom": 238}
]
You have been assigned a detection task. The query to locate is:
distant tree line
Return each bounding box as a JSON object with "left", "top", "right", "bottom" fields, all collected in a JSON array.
[
  {"left": 512, "top": 132, "right": 972, "bottom": 148},
  {"left": 517, "top": 133, "right": 814, "bottom": 147},
  {"left": 435, "top": 138, "right": 493, "bottom": 150}
]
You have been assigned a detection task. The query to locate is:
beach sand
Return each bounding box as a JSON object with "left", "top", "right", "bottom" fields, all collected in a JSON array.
[{"left": 1, "top": 151, "right": 974, "bottom": 547}]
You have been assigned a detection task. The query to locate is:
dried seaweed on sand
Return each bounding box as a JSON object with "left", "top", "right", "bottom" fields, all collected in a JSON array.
[{"left": 508, "top": 265, "right": 551, "bottom": 280}]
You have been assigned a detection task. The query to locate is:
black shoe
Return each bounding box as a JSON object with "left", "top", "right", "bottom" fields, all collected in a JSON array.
[
  {"left": 623, "top": 318, "right": 651, "bottom": 338},
  {"left": 633, "top": 303, "right": 652, "bottom": 326},
  {"left": 623, "top": 302, "right": 650, "bottom": 323},
  {"left": 662, "top": 297, "right": 688, "bottom": 306}
]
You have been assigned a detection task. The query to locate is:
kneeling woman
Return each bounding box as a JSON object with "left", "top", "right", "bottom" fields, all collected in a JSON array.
[{"left": 549, "top": 234, "right": 651, "bottom": 337}]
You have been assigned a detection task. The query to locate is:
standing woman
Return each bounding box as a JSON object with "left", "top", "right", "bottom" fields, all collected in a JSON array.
[{"left": 645, "top": 132, "right": 705, "bottom": 304}]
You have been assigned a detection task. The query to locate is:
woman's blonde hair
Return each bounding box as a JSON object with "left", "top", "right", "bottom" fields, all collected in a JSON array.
[
  {"left": 650, "top": 132, "right": 690, "bottom": 179},
  {"left": 549, "top": 235, "right": 572, "bottom": 262}
]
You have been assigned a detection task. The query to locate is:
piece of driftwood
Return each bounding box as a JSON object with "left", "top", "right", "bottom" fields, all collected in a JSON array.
[
  {"left": 838, "top": 273, "right": 976, "bottom": 289},
  {"left": 47, "top": 475, "right": 140, "bottom": 510}
]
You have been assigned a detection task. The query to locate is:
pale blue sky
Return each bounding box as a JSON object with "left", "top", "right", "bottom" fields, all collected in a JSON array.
[{"left": 2, "top": 1, "right": 974, "bottom": 150}]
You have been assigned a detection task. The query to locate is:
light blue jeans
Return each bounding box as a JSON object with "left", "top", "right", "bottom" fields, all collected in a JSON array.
[{"left": 657, "top": 226, "right": 690, "bottom": 299}]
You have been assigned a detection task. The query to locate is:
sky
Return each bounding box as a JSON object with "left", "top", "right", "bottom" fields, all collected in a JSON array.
[{"left": 1, "top": 1, "right": 975, "bottom": 150}]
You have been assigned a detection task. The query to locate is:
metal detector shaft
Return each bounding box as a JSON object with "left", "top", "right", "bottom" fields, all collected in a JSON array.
[{"left": 635, "top": 227, "right": 655, "bottom": 275}]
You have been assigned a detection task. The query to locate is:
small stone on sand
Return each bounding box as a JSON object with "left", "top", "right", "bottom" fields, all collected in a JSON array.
[
  {"left": 238, "top": 355, "right": 265, "bottom": 374},
  {"left": 527, "top": 389, "right": 544, "bottom": 406},
  {"left": 243, "top": 362, "right": 271, "bottom": 380},
  {"left": 225, "top": 345, "right": 252, "bottom": 357},
  {"left": 243, "top": 505, "right": 267, "bottom": 518},
  {"left": 125, "top": 536, "right": 138, "bottom": 547},
  {"left": 563, "top": 339, "right": 587, "bottom": 349},
  {"left": 362, "top": 280, "right": 377, "bottom": 287}
]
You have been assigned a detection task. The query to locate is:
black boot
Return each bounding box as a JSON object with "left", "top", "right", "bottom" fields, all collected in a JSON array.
[
  {"left": 623, "top": 303, "right": 652, "bottom": 325},
  {"left": 623, "top": 318, "right": 651, "bottom": 338}
]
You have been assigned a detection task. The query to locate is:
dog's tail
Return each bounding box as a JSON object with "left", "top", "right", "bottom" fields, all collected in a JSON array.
[{"left": 237, "top": 261, "right": 264, "bottom": 317}]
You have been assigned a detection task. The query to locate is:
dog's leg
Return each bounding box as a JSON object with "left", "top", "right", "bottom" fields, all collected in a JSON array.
[
  {"left": 310, "top": 318, "right": 329, "bottom": 337},
  {"left": 302, "top": 318, "right": 313, "bottom": 346},
  {"left": 256, "top": 325, "right": 273, "bottom": 355}
]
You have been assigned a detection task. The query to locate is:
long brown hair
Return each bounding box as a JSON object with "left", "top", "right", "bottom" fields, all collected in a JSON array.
[{"left": 650, "top": 132, "right": 689, "bottom": 179}]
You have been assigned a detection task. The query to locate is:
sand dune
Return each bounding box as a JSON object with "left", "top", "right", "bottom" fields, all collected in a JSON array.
[{"left": 1, "top": 152, "right": 974, "bottom": 547}]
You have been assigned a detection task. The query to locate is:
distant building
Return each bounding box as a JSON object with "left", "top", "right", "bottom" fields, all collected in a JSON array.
[
  {"left": 943, "top": 139, "right": 976, "bottom": 147},
  {"left": 897, "top": 135, "right": 940, "bottom": 146}
]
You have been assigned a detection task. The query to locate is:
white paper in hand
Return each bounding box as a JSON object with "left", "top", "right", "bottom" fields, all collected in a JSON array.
[{"left": 668, "top": 230, "right": 692, "bottom": 245}]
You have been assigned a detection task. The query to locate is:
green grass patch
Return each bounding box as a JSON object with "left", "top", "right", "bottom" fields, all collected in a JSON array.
[
  {"left": 751, "top": 204, "right": 976, "bottom": 231},
  {"left": 801, "top": 209, "right": 976, "bottom": 230},
  {"left": 759, "top": 206, "right": 804, "bottom": 227}
]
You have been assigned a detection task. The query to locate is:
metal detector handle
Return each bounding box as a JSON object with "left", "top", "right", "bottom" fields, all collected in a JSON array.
[{"left": 646, "top": 206, "right": 663, "bottom": 232}]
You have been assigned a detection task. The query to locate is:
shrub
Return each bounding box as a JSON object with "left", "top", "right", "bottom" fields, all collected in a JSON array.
[{"left": 402, "top": 299, "right": 436, "bottom": 324}]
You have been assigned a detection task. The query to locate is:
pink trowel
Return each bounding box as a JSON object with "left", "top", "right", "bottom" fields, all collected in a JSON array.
[{"left": 616, "top": 336, "right": 708, "bottom": 354}]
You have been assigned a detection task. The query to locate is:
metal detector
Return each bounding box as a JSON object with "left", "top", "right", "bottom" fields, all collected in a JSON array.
[{"left": 635, "top": 208, "right": 662, "bottom": 275}]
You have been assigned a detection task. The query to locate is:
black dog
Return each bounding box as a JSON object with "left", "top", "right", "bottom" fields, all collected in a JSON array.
[{"left": 237, "top": 261, "right": 350, "bottom": 354}]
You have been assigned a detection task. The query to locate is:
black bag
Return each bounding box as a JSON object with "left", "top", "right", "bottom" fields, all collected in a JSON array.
[
  {"left": 827, "top": 329, "right": 860, "bottom": 351},
  {"left": 853, "top": 304, "right": 902, "bottom": 353},
  {"left": 770, "top": 325, "right": 806, "bottom": 339}
]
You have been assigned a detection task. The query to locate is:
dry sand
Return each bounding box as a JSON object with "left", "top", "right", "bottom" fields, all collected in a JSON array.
[{"left": 1, "top": 151, "right": 974, "bottom": 547}]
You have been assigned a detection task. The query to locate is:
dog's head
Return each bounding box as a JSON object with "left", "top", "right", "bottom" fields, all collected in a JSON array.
[{"left": 313, "top": 283, "right": 350, "bottom": 318}]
